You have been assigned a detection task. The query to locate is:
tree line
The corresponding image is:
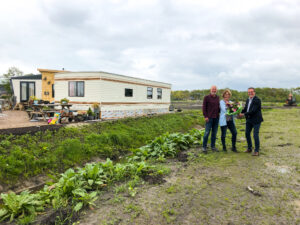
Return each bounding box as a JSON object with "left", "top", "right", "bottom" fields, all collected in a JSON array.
[
  {"left": 1, "top": 67, "right": 299, "bottom": 103},
  {"left": 172, "top": 87, "right": 300, "bottom": 103}
]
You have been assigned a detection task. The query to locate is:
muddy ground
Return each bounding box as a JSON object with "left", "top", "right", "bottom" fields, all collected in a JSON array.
[{"left": 77, "top": 108, "right": 300, "bottom": 225}]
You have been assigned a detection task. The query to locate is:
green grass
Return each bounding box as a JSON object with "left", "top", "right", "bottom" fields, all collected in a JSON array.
[
  {"left": 77, "top": 108, "right": 300, "bottom": 225},
  {"left": 0, "top": 111, "right": 203, "bottom": 184}
]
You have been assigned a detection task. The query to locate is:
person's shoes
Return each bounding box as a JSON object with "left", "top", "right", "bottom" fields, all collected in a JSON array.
[
  {"left": 244, "top": 149, "right": 252, "bottom": 153},
  {"left": 211, "top": 147, "right": 219, "bottom": 152},
  {"left": 202, "top": 147, "right": 208, "bottom": 154},
  {"left": 252, "top": 152, "right": 259, "bottom": 156},
  {"left": 232, "top": 147, "right": 238, "bottom": 153}
]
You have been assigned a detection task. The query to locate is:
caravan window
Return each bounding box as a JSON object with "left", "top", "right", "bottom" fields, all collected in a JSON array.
[
  {"left": 125, "top": 88, "right": 133, "bottom": 97},
  {"left": 157, "top": 88, "right": 162, "bottom": 99},
  {"left": 147, "top": 87, "right": 153, "bottom": 99},
  {"left": 69, "top": 81, "right": 84, "bottom": 97}
]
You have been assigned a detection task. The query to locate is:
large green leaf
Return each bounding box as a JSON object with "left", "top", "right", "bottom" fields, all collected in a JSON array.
[{"left": 74, "top": 202, "right": 83, "bottom": 212}]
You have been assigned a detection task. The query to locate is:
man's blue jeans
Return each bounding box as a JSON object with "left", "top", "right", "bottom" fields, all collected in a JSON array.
[
  {"left": 203, "top": 118, "right": 219, "bottom": 148},
  {"left": 245, "top": 121, "right": 261, "bottom": 152}
]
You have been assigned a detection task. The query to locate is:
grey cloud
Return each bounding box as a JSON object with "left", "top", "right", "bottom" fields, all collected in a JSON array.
[
  {"left": 225, "top": 1, "right": 300, "bottom": 46},
  {"left": 40, "top": 1, "right": 91, "bottom": 28},
  {"left": 1, "top": 0, "right": 300, "bottom": 92}
]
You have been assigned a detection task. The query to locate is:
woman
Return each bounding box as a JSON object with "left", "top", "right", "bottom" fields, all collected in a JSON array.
[{"left": 219, "top": 89, "right": 237, "bottom": 152}]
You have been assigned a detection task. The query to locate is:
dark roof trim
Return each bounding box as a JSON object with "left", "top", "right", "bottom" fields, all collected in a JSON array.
[{"left": 11, "top": 74, "right": 42, "bottom": 80}]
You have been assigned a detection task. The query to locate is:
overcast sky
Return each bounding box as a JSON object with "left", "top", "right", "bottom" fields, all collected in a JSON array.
[{"left": 0, "top": 0, "right": 299, "bottom": 90}]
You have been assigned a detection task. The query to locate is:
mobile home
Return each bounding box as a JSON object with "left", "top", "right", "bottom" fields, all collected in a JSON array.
[{"left": 54, "top": 71, "right": 171, "bottom": 119}]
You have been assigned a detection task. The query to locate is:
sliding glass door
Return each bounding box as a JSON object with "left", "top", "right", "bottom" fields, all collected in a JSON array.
[{"left": 20, "top": 82, "right": 35, "bottom": 102}]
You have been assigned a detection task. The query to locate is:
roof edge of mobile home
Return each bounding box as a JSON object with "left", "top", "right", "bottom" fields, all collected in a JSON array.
[{"left": 54, "top": 71, "right": 171, "bottom": 86}]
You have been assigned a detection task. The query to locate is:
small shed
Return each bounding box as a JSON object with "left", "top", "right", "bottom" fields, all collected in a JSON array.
[
  {"left": 54, "top": 71, "right": 171, "bottom": 119},
  {"left": 10, "top": 74, "right": 42, "bottom": 104}
]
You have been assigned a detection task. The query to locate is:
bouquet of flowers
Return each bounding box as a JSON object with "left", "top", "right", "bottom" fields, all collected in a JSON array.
[{"left": 226, "top": 101, "right": 243, "bottom": 116}]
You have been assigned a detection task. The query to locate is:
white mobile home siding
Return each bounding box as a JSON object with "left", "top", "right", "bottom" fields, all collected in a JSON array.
[
  {"left": 99, "top": 79, "right": 170, "bottom": 103},
  {"left": 55, "top": 80, "right": 101, "bottom": 103},
  {"left": 54, "top": 72, "right": 171, "bottom": 119}
]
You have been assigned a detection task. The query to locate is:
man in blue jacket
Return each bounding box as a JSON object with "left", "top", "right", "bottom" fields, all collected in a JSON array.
[{"left": 240, "top": 87, "right": 263, "bottom": 156}]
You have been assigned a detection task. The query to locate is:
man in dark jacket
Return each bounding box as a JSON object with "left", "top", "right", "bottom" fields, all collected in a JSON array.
[
  {"left": 202, "top": 85, "right": 220, "bottom": 153},
  {"left": 240, "top": 87, "right": 263, "bottom": 156}
]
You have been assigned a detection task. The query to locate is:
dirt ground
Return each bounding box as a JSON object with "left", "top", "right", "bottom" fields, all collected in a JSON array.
[
  {"left": 77, "top": 108, "right": 300, "bottom": 225},
  {"left": 0, "top": 110, "right": 99, "bottom": 131},
  {"left": 0, "top": 110, "right": 49, "bottom": 129}
]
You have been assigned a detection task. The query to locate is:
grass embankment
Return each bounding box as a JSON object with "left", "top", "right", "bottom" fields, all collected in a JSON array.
[
  {"left": 78, "top": 108, "right": 300, "bottom": 225},
  {"left": 0, "top": 111, "right": 203, "bottom": 185}
]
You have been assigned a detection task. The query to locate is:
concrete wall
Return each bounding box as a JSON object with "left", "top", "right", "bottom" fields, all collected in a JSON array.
[{"left": 100, "top": 104, "right": 169, "bottom": 119}]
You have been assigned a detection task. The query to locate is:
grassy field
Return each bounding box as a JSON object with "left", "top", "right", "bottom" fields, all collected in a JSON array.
[
  {"left": 0, "top": 111, "right": 202, "bottom": 188},
  {"left": 78, "top": 108, "right": 300, "bottom": 225}
]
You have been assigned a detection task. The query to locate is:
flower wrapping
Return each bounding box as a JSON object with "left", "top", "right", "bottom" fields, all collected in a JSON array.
[{"left": 226, "top": 101, "right": 243, "bottom": 116}]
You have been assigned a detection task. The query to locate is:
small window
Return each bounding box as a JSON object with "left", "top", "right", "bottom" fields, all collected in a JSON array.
[
  {"left": 147, "top": 87, "right": 153, "bottom": 99},
  {"left": 69, "top": 81, "right": 84, "bottom": 97},
  {"left": 157, "top": 88, "right": 162, "bottom": 99},
  {"left": 52, "top": 84, "right": 55, "bottom": 98},
  {"left": 125, "top": 88, "right": 133, "bottom": 97}
]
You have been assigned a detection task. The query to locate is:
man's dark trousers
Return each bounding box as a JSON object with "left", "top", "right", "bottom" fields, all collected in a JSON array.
[
  {"left": 203, "top": 118, "right": 219, "bottom": 148},
  {"left": 245, "top": 121, "right": 261, "bottom": 152}
]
